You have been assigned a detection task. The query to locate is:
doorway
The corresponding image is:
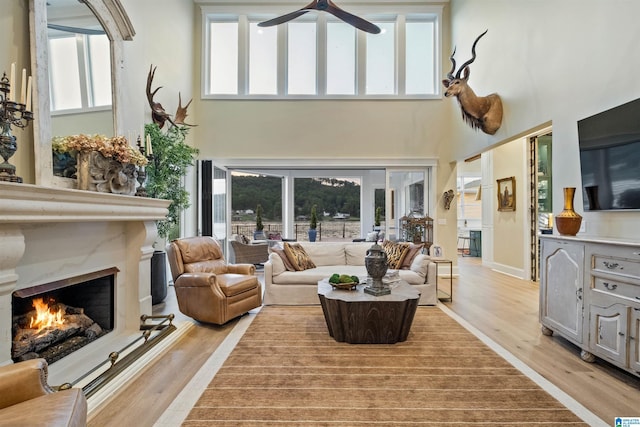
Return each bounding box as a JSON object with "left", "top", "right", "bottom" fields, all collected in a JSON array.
[{"left": 530, "top": 132, "right": 553, "bottom": 281}]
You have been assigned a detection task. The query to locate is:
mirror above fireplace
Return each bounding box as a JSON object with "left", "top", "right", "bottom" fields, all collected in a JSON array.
[{"left": 29, "top": 0, "right": 135, "bottom": 188}]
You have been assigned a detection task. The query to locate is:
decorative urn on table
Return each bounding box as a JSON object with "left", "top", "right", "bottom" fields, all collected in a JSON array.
[
  {"left": 555, "top": 187, "right": 583, "bottom": 236},
  {"left": 364, "top": 242, "right": 390, "bottom": 296}
]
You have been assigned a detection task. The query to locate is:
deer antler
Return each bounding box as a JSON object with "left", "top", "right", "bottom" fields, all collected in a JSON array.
[
  {"left": 455, "top": 29, "right": 488, "bottom": 79},
  {"left": 174, "top": 93, "right": 196, "bottom": 127},
  {"left": 146, "top": 64, "right": 176, "bottom": 129}
]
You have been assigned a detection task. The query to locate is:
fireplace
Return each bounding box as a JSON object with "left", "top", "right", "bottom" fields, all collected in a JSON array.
[
  {"left": 0, "top": 182, "right": 197, "bottom": 412},
  {"left": 12, "top": 268, "right": 116, "bottom": 365}
]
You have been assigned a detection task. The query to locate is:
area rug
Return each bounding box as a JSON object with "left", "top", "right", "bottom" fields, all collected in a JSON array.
[{"left": 179, "top": 306, "right": 601, "bottom": 426}]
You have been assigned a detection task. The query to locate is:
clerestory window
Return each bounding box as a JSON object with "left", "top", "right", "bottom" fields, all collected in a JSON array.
[{"left": 202, "top": 5, "right": 441, "bottom": 99}]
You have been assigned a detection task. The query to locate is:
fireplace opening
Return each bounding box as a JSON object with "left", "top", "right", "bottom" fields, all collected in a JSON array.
[{"left": 12, "top": 268, "right": 116, "bottom": 365}]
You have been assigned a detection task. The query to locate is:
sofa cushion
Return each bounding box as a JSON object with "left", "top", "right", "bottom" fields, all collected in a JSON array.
[
  {"left": 345, "top": 243, "right": 369, "bottom": 266},
  {"left": 284, "top": 243, "right": 317, "bottom": 271},
  {"left": 400, "top": 243, "right": 424, "bottom": 269},
  {"left": 299, "top": 242, "right": 347, "bottom": 266},
  {"left": 382, "top": 241, "right": 409, "bottom": 269},
  {"left": 272, "top": 266, "right": 365, "bottom": 284}
]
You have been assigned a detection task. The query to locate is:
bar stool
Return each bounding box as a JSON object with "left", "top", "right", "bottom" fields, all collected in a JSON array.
[{"left": 457, "top": 235, "right": 470, "bottom": 255}]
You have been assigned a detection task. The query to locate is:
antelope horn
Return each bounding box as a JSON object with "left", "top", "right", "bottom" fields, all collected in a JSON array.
[
  {"left": 446, "top": 47, "right": 457, "bottom": 80},
  {"left": 455, "top": 29, "right": 488, "bottom": 79}
]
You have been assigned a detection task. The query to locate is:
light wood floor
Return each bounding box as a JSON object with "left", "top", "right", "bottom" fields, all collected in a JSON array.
[{"left": 89, "top": 257, "right": 640, "bottom": 426}]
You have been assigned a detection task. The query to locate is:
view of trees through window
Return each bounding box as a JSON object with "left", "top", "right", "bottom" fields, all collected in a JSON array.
[{"left": 231, "top": 175, "right": 361, "bottom": 220}]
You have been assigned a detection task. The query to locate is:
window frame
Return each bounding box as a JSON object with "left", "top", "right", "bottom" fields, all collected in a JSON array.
[
  {"left": 201, "top": 4, "right": 443, "bottom": 100},
  {"left": 49, "top": 32, "right": 112, "bottom": 115}
]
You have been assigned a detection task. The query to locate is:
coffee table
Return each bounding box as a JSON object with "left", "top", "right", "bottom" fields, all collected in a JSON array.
[{"left": 317, "top": 279, "right": 420, "bottom": 344}]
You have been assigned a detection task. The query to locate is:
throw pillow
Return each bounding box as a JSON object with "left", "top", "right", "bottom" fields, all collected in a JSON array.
[
  {"left": 400, "top": 243, "right": 424, "bottom": 269},
  {"left": 365, "top": 231, "right": 379, "bottom": 242},
  {"left": 270, "top": 243, "right": 297, "bottom": 271},
  {"left": 381, "top": 240, "right": 409, "bottom": 270},
  {"left": 283, "top": 242, "right": 317, "bottom": 271}
]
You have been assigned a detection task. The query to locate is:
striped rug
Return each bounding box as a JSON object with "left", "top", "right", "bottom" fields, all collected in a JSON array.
[{"left": 182, "top": 306, "right": 594, "bottom": 426}]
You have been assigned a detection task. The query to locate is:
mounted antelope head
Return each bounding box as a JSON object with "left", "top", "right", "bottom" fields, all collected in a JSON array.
[{"left": 442, "top": 30, "right": 503, "bottom": 135}]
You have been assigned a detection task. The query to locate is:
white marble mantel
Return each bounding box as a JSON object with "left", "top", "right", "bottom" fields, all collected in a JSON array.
[{"left": 0, "top": 181, "right": 171, "bottom": 388}]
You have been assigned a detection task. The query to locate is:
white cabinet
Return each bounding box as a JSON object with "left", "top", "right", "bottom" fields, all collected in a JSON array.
[
  {"left": 539, "top": 238, "right": 584, "bottom": 345},
  {"left": 540, "top": 235, "right": 640, "bottom": 378}
]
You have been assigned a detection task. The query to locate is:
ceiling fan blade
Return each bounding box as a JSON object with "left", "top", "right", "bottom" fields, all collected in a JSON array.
[
  {"left": 326, "top": 3, "right": 381, "bottom": 34},
  {"left": 258, "top": 10, "right": 310, "bottom": 27}
]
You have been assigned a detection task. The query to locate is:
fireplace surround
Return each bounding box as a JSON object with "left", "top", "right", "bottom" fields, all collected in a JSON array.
[{"left": 0, "top": 181, "right": 193, "bottom": 412}]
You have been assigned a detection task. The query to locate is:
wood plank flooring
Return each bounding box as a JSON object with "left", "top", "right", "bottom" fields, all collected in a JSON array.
[{"left": 89, "top": 258, "right": 640, "bottom": 426}]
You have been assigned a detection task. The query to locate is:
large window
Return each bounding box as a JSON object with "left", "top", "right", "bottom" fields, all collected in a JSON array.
[{"left": 203, "top": 5, "right": 441, "bottom": 99}]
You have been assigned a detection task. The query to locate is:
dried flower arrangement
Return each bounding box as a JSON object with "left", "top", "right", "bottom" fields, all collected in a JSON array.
[{"left": 52, "top": 134, "right": 148, "bottom": 167}]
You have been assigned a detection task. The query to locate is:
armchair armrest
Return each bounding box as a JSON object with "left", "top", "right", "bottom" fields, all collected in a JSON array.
[
  {"left": 226, "top": 264, "right": 256, "bottom": 275},
  {"left": 0, "top": 359, "right": 53, "bottom": 410},
  {"left": 174, "top": 272, "right": 217, "bottom": 288}
]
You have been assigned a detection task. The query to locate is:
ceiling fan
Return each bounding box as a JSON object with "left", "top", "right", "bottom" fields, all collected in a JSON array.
[{"left": 258, "top": 0, "right": 381, "bottom": 34}]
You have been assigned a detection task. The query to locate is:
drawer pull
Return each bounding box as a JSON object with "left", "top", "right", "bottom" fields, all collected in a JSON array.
[
  {"left": 619, "top": 332, "right": 625, "bottom": 337},
  {"left": 602, "top": 261, "right": 621, "bottom": 270},
  {"left": 602, "top": 282, "right": 617, "bottom": 291}
]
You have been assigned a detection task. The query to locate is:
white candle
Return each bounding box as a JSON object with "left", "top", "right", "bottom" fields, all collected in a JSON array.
[
  {"left": 20, "top": 68, "right": 26, "bottom": 104},
  {"left": 146, "top": 134, "right": 153, "bottom": 155},
  {"left": 9, "top": 63, "right": 15, "bottom": 101},
  {"left": 25, "top": 76, "right": 32, "bottom": 111}
]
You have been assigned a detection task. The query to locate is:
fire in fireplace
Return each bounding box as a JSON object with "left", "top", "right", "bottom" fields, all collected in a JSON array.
[{"left": 12, "top": 268, "right": 116, "bottom": 365}]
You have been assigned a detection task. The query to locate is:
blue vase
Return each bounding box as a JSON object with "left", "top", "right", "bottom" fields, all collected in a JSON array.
[{"left": 308, "top": 229, "right": 317, "bottom": 242}]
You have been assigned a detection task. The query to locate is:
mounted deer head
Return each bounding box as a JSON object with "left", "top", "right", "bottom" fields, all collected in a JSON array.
[{"left": 442, "top": 30, "right": 503, "bottom": 135}]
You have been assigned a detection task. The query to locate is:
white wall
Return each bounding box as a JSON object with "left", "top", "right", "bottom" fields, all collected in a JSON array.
[{"left": 448, "top": 0, "right": 640, "bottom": 240}]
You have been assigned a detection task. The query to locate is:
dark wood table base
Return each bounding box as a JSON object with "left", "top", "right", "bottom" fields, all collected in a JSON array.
[{"left": 318, "top": 280, "right": 420, "bottom": 344}]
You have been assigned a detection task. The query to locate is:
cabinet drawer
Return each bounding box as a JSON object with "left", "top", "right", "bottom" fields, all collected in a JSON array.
[
  {"left": 592, "top": 253, "right": 640, "bottom": 280},
  {"left": 593, "top": 277, "right": 640, "bottom": 302}
]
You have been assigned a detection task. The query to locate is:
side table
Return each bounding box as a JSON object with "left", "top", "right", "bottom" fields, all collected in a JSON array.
[{"left": 432, "top": 258, "right": 453, "bottom": 301}]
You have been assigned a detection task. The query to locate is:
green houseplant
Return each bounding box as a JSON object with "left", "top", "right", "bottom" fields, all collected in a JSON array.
[
  {"left": 145, "top": 122, "right": 198, "bottom": 304},
  {"left": 145, "top": 123, "right": 199, "bottom": 240},
  {"left": 254, "top": 204, "right": 265, "bottom": 240},
  {"left": 374, "top": 206, "right": 382, "bottom": 228},
  {"left": 308, "top": 204, "right": 318, "bottom": 242}
]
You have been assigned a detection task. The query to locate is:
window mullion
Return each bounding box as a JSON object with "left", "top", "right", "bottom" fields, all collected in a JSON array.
[
  {"left": 396, "top": 15, "right": 406, "bottom": 95},
  {"left": 317, "top": 14, "right": 327, "bottom": 96},
  {"left": 238, "top": 15, "right": 248, "bottom": 95},
  {"left": 76, "top": 35, "right": 90, "bottom": 108}
]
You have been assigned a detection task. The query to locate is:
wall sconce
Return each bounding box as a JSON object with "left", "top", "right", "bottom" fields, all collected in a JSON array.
[{"left": 443, "top": 189, "right": 455, "bottom": 210}]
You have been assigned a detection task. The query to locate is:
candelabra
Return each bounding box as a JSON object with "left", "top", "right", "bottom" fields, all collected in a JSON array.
[
  {"left": 0, "top": 72, "right": 33, "bottom": 183},
  {"left": 135, "top": 136, "right": 152, "bottom": 197}
]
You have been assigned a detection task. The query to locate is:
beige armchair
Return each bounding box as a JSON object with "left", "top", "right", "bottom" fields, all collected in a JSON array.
[
  {"left": 0, "top": 358, "right": 87, "bottom": 427},
  {"left": 167, "top": 236, "right": 262, "bottom": 325}
]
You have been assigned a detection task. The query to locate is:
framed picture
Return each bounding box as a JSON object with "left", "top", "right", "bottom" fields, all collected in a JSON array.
[
  {"left": 430, "top": 244, "right": 443, "bottom": 258},
  {"left": 497, "top": 176, "right": 516, "bottom": 212}
]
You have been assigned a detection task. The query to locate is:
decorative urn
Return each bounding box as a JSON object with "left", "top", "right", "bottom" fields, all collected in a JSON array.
[{"left": 364, "top": 242, "right": 390, "bottom": 296}]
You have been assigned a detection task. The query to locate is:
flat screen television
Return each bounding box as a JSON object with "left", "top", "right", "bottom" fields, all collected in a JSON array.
[{"left": 578, "top": 97, "right": 640, "bottom": 211}]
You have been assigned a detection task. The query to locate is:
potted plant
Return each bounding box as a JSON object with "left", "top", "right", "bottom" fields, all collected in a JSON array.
[
  {"left": 145, "top": 122, "right": 198, "bottom": 304},
  {"left": 254, "top": 204, "right": 266, "bottom": 240},
  {"left": 374, "top": 206, "right": 382, "bottom": 230},
  {"left": 308, "top": 204, "right": 318, "bottom": 242}
]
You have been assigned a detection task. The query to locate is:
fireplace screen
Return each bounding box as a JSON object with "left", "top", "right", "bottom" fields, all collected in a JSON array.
[{"left": 12, "top": 268, "right": 116, "bottom": 364}]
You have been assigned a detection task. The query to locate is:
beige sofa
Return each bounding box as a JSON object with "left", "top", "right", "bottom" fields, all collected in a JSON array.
[{"left": 264, "top": 242, "right": 437, "bottom": 305}]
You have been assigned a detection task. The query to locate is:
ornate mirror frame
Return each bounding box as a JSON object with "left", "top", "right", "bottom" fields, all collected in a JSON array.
[{"left": 29, "top": 0, "right": 135, "bottom": 187}]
